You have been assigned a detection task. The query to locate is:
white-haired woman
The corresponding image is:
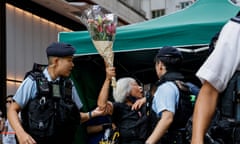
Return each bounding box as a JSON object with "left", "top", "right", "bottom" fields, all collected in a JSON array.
[{"left": 97, "top": 66, "right": 148, "bottom": 144}]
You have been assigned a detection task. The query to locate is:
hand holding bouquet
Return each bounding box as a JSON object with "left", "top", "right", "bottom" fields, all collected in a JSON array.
[{"left": 81, "top": 5, "right": 118, "bottom": 88}]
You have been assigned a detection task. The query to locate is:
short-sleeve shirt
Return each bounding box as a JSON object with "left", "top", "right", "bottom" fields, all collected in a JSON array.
[
  {"left": 13, "top": 68, "right": 83, "bottom": 110},
  {"left": 196, "top": 19, "right": 240, "bottom": 92},
  {"left": 152, "top": 81, "right": 180, "bottom": 117}
]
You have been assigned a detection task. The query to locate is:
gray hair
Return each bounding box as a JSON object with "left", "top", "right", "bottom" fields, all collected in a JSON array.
[{"left": 113, "top": 77, "right": 136, "bottom": 103}]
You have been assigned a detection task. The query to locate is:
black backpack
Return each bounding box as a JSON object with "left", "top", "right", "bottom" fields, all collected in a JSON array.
[
  {"left": 148, "top": 79, "right": 199, "bottom": 144},
  {"left": 171, "top": 81, "right": 198, "bottom": 130}
]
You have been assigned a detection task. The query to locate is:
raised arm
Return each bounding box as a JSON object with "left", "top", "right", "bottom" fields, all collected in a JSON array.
[{"left": 97, "top": 66, "right": 116, "bottom": 113}]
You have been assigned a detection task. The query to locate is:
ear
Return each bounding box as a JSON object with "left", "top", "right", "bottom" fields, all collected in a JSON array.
[
  {"left": 156, "top": 61, "right": 162, "bottom": 69},
  {"left": 53, "top": 57, "right": 59, "bottom": 65},
  {"left": 49, "top": 57, "right": 59, "bottom": 67},
  {"left": 159, "top": 61, "right": 166, "bottom": 70}
]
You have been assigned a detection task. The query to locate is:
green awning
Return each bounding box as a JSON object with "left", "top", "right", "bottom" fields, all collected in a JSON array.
[
  {"left": 59, "top": 0, "right": 240, "bottom": 56},
  {"left": 59, "top": 0, "right": 240, "bottom": 109}
]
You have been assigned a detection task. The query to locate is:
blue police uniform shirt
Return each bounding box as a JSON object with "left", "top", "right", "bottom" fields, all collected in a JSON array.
[
  {"left": 13, "top": 68, "right": 83, "bottom": 110},
  {"left": 152, "top": 81, "right": 180, "bottom": 117}
]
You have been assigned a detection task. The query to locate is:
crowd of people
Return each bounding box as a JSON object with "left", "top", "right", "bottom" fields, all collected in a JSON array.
[{"left": 2, "top": 13, "right": 240, "bottom": 144}]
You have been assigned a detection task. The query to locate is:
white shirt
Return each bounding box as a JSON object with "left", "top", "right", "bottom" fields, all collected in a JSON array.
[{"left": 196, "top": 19, "right": 240, "bottom": 92}]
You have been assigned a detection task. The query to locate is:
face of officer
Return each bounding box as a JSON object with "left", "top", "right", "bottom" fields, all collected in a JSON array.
[
  {"left": 57, "top": 56, "right": 74, "bottom": 77},
  {"left": 155, "top": 60, "right": 166, "bottom": 79},
  {"left": 48, "top": 56, "right": 74, "bottom": 78}
]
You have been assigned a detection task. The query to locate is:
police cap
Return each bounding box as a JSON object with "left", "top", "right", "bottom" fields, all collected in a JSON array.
[
  {"left": 157, "top": 46, "right": 183, "bottom": 59},
  {"left": 46, "top": 42, "right": 76, "bottom": 57}
]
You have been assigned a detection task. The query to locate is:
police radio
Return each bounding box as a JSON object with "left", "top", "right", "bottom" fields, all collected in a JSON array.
[
  {"left": 37, "top": 76, "right": 49, "bottom": 95},
  {"left": 52, "top": 83, "right": 61, "bottom": 98}
]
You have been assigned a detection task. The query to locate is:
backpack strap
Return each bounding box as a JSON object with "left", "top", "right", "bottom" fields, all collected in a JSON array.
[
  {"left": 174, "top": 80, "right": 189, "bottom": 91},
  {"left": 59, "top": 78, "right": 73, "bottom": 100},
  {"left": 146, "top": 90, "right": 153, "bottom": 116},
  {"left": 24, "top": 63, "right": 47, "bottom": 79},
  {"left": 27, "top": 71, "right": 50, "bottom": 99},
  {"left": 24, "top": 63, "right": 49, "bottom": 98}
]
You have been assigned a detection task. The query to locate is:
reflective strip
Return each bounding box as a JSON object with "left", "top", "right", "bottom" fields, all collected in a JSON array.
[{"left": 1, "top": 131, "right": 16, "bottom": 135}]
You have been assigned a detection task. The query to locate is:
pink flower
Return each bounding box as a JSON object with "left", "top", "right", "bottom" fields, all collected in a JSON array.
[
  {"left": 106, "top": 23, "right": 116, "bottom": 35},
  {"left": 82, "top": 6, "right": 117, "bottom": 41}
]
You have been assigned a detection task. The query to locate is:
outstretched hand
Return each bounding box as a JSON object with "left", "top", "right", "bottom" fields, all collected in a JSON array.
[
  {"left": 91, "top": 106, "right": 107, "bottom": 117},
  {"left": 131, "top": 97, "right": 146, "bottom": 110}
]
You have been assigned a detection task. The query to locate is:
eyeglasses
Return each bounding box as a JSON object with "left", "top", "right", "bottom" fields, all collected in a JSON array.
[{"left": 6, "top": 100, "right": 14, "bottom": 104}]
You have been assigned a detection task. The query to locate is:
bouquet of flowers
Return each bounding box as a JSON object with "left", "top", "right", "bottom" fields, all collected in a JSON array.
[{"left": 81, "top": 5, "right": 118, "bottom": 88}]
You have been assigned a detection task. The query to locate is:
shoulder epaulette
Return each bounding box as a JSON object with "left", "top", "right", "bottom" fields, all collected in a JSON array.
[
  {"left": 231, "top": 16, "right": 240, "bottom": 24},
  {"left": 26, "top": 71, "right": 43, "bottom": 81},
  {"left": 24, "top": 63, "right": 47, "bottom": 80}
]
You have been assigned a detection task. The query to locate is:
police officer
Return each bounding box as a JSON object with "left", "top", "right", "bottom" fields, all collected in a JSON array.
[
  {"left": 7, "top": 42, "right": 105, "bottom": 144},
  {"left": 146, "top": 46, "right": 185, "bottom": 144}
]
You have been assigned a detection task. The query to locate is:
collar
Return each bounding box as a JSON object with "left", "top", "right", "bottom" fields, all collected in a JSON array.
[
  {"left": 43, "top": 68, "right": 60, "bottom": 82},
  {"left": 157, "top": 71, "right": 184, "bottom": 86}
]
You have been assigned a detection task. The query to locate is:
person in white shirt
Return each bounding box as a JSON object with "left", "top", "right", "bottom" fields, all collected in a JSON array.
[{"left": 191, "top": 16, "right": 240, "bottom": 144}]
